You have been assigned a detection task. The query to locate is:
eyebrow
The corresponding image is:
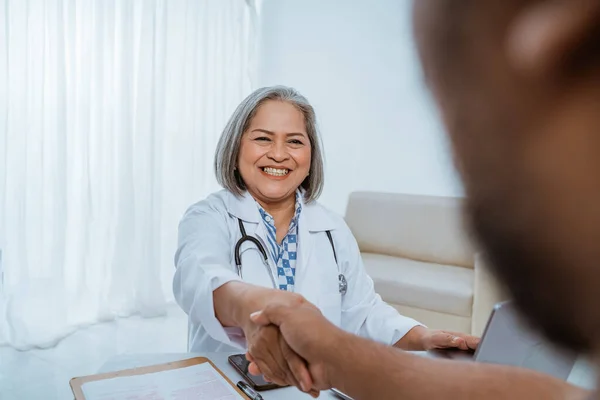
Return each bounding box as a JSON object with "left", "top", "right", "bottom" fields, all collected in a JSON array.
[{"left": 251, "top": 129, "right": 307, "bottom": 138}]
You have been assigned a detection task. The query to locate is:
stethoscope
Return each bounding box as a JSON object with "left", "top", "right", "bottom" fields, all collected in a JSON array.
[{"left": 234, "top": 218, "right": 348, "bottom": 295}]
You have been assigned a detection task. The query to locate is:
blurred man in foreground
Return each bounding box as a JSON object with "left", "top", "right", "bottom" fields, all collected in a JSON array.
[{"left": 247, "top": 0, "right": 600, "bottom": 398}]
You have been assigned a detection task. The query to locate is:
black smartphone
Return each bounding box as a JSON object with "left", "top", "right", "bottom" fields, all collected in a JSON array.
[{"left": 228, "top": 353, "right": 284, "bottom": 391}]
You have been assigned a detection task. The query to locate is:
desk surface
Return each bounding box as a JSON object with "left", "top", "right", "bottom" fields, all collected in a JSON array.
[
  {"left": 98, "top": 350, "right": 595, "bottom": 398},
  {"left": 99, "top": 352, "right": 343, "bottom": 399}
]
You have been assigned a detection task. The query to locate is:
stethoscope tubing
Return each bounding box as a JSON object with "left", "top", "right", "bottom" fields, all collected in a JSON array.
[{"left": 234, "top": 218, "right": 347, "bottom": 295}]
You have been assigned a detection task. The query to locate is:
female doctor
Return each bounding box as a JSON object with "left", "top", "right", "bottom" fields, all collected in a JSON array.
[{"left": 173, "top": 86, "right": 478, "bottom": 390}]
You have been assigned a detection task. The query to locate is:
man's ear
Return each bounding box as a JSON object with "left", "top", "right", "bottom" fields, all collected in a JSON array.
[{"left": 506, "top": 0, "right": 600, "bottom": 79}]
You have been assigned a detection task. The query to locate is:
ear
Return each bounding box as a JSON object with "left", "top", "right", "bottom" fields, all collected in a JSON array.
[{"left": 506, "top": 0, "right": 600, "bottom": 79}]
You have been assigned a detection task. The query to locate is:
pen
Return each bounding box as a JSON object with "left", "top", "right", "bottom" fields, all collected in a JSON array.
[{"left": 237, "top": 380, "right": 263, "bottom": 400}]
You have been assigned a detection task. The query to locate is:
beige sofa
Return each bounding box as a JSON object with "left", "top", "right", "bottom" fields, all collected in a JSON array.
[{"left": 344, "top": 191, "right": 505, "bottom": 336}]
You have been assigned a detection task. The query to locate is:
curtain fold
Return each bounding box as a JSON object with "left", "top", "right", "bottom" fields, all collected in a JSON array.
[{"left": 0, "top": 0, "right": 255, "bottom": 350}]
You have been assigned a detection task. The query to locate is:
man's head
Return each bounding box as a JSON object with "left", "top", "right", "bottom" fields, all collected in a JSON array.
[{"left": 413, "top": 0, "right": 600, "bottom": 354}]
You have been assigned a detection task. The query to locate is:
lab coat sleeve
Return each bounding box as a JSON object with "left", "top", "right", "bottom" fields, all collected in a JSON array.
[
  {"left": 173, "top": 202, "right": 245, "bottom": 349},
  {"left": 338, "top": 224, "right": 424, "bottom": 345}
]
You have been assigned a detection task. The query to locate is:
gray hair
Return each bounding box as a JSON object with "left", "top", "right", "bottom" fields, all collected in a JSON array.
[{"left": 214, "top": 85, "right": 325, "bottom": 203}]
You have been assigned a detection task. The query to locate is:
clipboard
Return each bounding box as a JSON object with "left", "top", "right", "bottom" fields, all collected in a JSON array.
[{"left": 69, "top": 356, "right": 249, "bottom": 399}]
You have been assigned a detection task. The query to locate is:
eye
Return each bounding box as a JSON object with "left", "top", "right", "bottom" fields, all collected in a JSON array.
[
  {"left": 255, "top": 136, "right": 271, "bottom": 142},
  {"left": 289, "top": 139, "right": 304, "bottom": 145}
]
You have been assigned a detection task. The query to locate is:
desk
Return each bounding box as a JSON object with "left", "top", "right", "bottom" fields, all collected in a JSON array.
[
  {"left": 98, "top": 350, "right": 594, "bottom": 398},
  {"left": 99, "top": 352, "right": 342, "bottom": 399}
]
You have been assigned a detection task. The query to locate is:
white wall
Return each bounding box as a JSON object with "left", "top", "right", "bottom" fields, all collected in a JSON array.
[{"left": 257, "top": 0, "right": 463, "bottom": 214}]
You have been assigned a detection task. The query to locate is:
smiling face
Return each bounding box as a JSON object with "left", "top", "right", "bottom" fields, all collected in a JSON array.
[{"left": 237, "top": 100, "right": 312, "bottom": 207}]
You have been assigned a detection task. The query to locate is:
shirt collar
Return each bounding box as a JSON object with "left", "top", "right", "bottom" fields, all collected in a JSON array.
[
  {"left": 225, "top": 189, "right": 336, "bottom": 232},
  {"left": 257, "top": 191, "right": 303, "bottom": 232}
]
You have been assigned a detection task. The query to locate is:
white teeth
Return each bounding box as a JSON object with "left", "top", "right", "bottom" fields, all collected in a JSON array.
[{"left": 263, "top": 167, "right": 289, "bottom": 176}]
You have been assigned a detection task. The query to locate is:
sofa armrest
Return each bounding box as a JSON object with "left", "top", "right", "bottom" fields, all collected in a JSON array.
[{"left": 471, "top": 253, "right": 507, "bottom": 336}]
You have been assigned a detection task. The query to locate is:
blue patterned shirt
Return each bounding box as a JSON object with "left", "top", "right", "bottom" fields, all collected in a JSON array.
[{"left": 257, "top": 193, "right": 302, "bottom": 291}]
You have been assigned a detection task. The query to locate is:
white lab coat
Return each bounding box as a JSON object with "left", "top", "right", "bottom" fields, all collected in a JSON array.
[{"left": 173, "top": 189, "right": 421, "bottom": 353}]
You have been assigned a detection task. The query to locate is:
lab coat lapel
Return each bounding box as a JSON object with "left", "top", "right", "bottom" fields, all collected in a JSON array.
[
  {"left": 253, "top": 220, "right": 272, "bottom": 261},
  {"left": 294, "top": 211, "right": 313, "bottom": 296},
  {"left": 249, "top": 215, "right": 279, "bottom": 287},
  {"left": 227, "top": 191, "right": 270, "bottom": 257},
  {"left": 227, "top": 191, "right": 276, "bottom": 285},
  {"left": 226, "top": 190, "right": 260, "bottom": 224},
  {"left": 295, "top": 199, "right": 336, "bottom": 295}
]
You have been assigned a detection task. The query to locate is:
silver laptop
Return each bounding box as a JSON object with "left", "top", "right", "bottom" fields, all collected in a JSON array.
[
  {"left": 330, "top": 302, "right": 577, "bottom": 400},
  {"left": 425, "top": 301, "right": 578, "bottom": 380}
]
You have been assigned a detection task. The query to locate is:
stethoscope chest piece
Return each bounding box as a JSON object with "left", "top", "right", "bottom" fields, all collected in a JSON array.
[{"left": 338, "top": 274, "right": 347, "bottom": 295}]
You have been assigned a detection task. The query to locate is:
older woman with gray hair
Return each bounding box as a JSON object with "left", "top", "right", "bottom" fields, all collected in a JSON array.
[{"left": 173, "top": 85, "right": 478, "bottom": 394}]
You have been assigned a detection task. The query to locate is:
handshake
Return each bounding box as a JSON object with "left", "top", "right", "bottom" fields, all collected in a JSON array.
[
  {"left": 240, "top": 290, "right": 479, "bottom": 398},
  {"left": 244, "top": 296, "right": 335, "bottom": 398}
]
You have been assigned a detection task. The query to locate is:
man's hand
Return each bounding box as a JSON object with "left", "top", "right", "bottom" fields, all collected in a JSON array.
[
  {"left": 247, "top": 302, "right": 345, "bottom": 392},
  {"left": 396, "top": 325, "right": 480, "bottom": 351},
  {"left": 241, "top": 290, "right": 318, "bottom": 395}
]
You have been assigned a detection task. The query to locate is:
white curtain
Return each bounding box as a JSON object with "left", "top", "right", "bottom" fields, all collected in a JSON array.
[{"left": 0, "top": 0, "right": 256, "bottom": 349}]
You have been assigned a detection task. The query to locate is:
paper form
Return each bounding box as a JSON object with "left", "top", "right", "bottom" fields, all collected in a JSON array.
[{"left": 81, "top": 362, "right": 245, "bottom": 400}]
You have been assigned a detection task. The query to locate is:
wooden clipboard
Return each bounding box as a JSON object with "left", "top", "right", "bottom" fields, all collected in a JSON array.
[{"left": 69, "top": 356, "right": 249, "bottom": 399}]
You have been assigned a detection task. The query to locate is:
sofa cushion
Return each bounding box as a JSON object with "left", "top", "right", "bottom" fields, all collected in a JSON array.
[
  {"left": 345, "top": 192, "right": 474, "bottom": 268},
  {"left": 362, "top": 253, "right": 474, "bottom": 317}
]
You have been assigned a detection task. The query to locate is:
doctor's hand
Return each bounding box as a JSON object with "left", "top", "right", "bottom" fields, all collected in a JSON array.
[
  {"left": 241, "top": 289, "right": 319, "bottom": 396},
  {"left": 247, "top": 302, "right": 346, "bottom": 393},
  {"left": 397, "top": 326, "right": 480, "bottom": 351}
]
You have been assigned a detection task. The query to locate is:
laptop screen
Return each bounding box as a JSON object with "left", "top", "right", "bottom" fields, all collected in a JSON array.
[{"left": 474, "top": 302, "right": 578, "bottom": 380}]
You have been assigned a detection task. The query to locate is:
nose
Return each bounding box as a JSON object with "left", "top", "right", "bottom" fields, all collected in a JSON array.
[{"left": 266, "top": 140, "right": 289, "bottom": 162}]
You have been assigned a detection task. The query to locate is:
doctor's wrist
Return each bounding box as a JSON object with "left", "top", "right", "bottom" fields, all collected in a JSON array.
[
  {"left": 235, "top": 285, "right": 269, "bottom": 328},
  {"left": 241, "top": 289, "right": 308, "bottom": 324},
  {"left": 393, "top": 325, "right": 428, "bottom": 351},
  {"left": 214, "top": 281, "right": 266, "bottom": 329}
]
